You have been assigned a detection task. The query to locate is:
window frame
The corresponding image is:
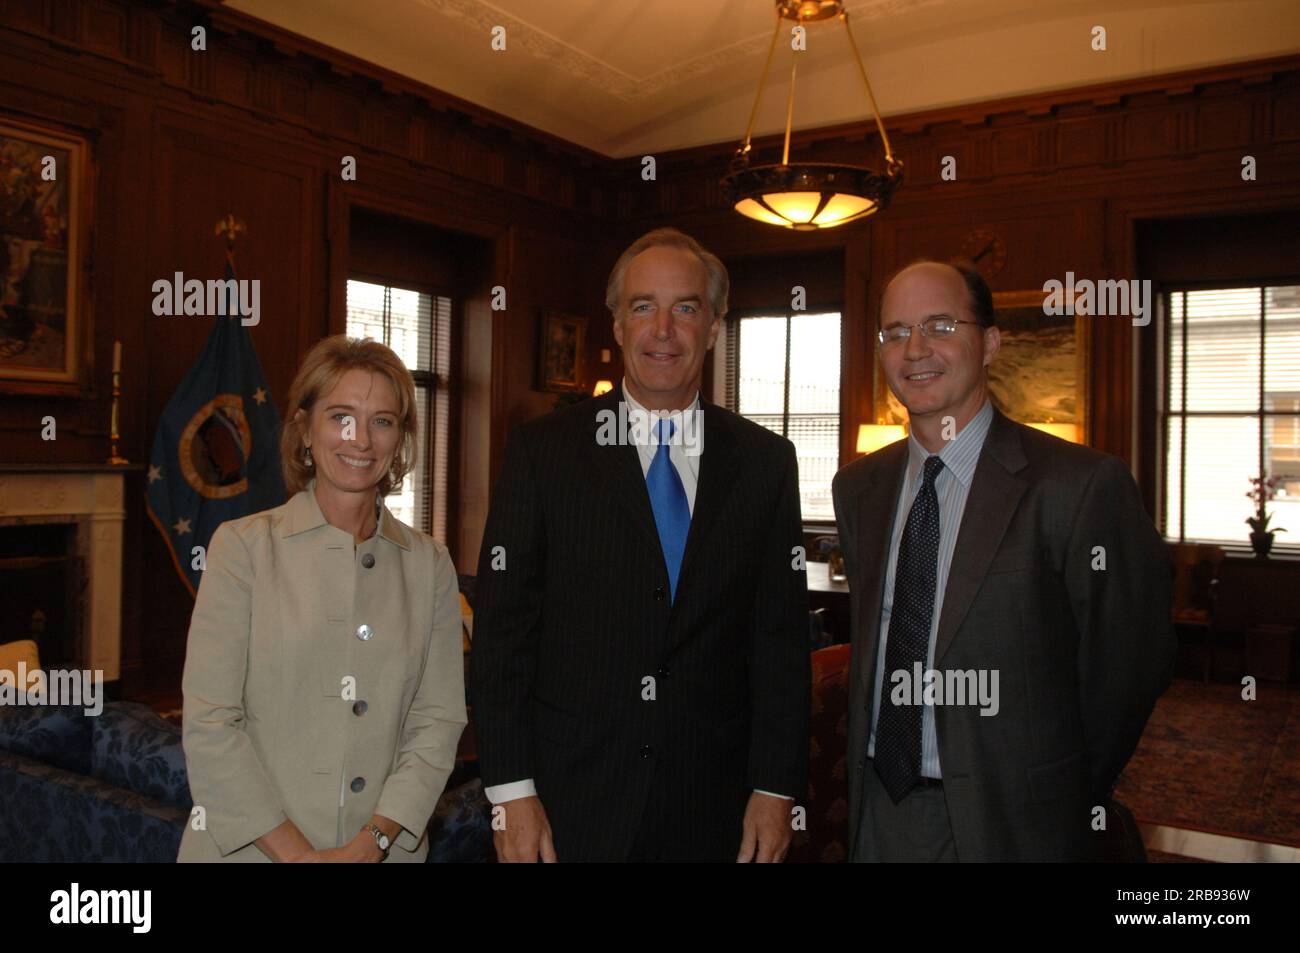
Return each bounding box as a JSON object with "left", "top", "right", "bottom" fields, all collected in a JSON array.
[
  {"left": 346, "top": 272, "right": 458, "bottom": 545},
  {"left": 1159, "top": 277, "right": 1300, "bottom": 557},
  {"left": 725, "top": 304, "right": 844, "bottom": 526}
]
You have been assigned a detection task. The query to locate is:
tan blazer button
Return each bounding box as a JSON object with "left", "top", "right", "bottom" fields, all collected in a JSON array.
[
  {"left": 361, "top": 553, "right": 375, "bottom": 569},
  {"left": 350, "top": 777, "right": 365, "bottom": 793},
  {"left": 356, "top": 624, "right": 374, "bottom": 641}
]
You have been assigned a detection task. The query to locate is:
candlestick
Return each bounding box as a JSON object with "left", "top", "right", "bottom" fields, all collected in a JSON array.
[{"left": 107, "top": 348, "right": 129, "bottom": 466}]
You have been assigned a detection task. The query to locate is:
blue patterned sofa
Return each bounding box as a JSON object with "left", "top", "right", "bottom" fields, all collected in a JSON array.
[
  {"left": 0, "top": 700, "right": 492, "bottom": 862},
  {"left": 0, "top": 702, "right": 191, "bottom": 862},
  {"left": 426, "top": 772, "right": 494, "bottom": 863}
]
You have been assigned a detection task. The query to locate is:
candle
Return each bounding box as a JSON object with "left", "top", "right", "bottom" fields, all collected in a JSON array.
[{"left": 112, "top": 341, "right": 121, "bottom": 374}]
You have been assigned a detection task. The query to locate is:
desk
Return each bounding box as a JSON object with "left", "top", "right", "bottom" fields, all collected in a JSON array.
[
  {"left": 807, "top": 560, "right": 849, "bottom": 595},
  {"left": 807, "top": 561, "right": 851, "bottom": 643}
]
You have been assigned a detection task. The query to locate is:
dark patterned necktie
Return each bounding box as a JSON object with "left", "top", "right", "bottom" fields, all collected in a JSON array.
[{"left": 874, "top": 454, "right": 944, "bottom": 803}]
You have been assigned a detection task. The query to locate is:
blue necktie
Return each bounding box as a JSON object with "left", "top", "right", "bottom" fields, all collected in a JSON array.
[
  {"left": 647, "top": 418, "right": 690, "bottom": 602},
  {"left": 875, "top": 454, "right": 944, "bottom": 803}
]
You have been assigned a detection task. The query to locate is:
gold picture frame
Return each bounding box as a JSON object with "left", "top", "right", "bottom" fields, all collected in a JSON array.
[
  {"left": 537, "top": 310, "right": 586, "bottom": 393},
  {"left": 0, "top": 114, "right": 95, "bottom": 396}
]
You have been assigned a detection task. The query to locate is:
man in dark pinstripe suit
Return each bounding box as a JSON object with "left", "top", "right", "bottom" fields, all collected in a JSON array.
[{"left": 471, "top": 229, "right": 810, "bottom": 862}]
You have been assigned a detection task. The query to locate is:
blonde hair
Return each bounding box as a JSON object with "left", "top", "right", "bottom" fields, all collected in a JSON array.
[{"left": 280, "top": 335, "right": 418, "bottom": 497}]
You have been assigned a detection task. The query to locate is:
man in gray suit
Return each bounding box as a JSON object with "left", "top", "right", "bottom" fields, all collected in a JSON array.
[{"left": 832, "top": 259, "right": 1174, "bottom": 861}]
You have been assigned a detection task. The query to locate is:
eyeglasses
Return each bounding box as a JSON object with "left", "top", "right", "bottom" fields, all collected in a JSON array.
[{"left": 878, "top": 317, "right": 981, "bottom": 345}]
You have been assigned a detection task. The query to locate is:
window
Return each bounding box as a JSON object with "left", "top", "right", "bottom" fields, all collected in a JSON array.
[
  {"left": 1163, "top": 284, "right": 1300, "bottom": 550},
  {"left": 346, "top": 279, "right": 452, "bottom": 541},
  {"left": 724, "top": 311, "right": 841, "bottom": 521}
]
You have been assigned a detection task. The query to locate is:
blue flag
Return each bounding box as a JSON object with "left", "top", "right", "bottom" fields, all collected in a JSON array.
[{"left": 145, "top": 255, "right": 285, "bottom": 596}]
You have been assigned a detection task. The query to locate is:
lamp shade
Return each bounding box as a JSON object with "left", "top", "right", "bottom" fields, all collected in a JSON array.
[
  {"left": 721, "top": 2, "right": 902, "bottom": 232},
  {"left": 1027, "top": 422, "right": 1080, "bottom": 443},
  {"left": 592, "top": 379, "right": 614, "bottom": 397},
  {"left": 724, "top": 164, "right": 896, "bottom": 231},
  {"left": 857, "top": 423, "right": 906, "bottom": 454}
]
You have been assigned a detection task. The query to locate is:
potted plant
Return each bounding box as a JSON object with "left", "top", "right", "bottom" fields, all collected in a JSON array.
[{"left": 1246, "top": 474, "right": 1287, "bottom": 559}]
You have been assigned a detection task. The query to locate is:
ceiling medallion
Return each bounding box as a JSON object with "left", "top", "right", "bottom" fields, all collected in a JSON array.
[{"left": 721, "top": 0, "right": 903, "bottom": 231}]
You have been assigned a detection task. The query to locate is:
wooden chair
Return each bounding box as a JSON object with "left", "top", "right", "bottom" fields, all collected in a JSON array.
[
  {"left": 788, "top": 643, "right": 852, "bottom": 863},
  {"left": 1168, "top": 543, "right": 1224, "bottom": 681}
]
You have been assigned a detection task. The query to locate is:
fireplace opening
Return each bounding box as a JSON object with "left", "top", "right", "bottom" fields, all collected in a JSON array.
[{"left": 0, "top": 522, "right": 84, "bottom": 671}]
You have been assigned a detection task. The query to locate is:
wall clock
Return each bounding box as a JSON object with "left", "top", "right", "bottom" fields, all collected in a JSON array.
[{"left": 959, "top": 229, "right": 1006, "bottom": 280}]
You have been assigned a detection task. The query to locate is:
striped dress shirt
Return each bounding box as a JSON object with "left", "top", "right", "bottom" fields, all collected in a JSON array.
[{"left": 867, "top": 399, "right": 994, "bottom": 779}]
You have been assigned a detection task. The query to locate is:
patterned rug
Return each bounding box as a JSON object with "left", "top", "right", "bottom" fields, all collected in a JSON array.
[{"left": 1116, "top": 678, "right": 1300, "bottom": 848}]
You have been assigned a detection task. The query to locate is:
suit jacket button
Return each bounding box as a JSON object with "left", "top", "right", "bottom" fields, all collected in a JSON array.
[
  {"left": 653, "top": 587, "right": 665, "bottom": 601},
  {"left": 361, "top": 553, "right": 376, "bottom": 569},
  {"left": 639, "top": 744, "right": 653, "bottom": 759},
  {"left": 350, "top": 777, "right": 365, "bottom": 793},
  {"left": 352, "top": 700, "right": 368, "bottom": 716},
  {"left": 356, "top": 624, "right": 374, "bottom": 641}
]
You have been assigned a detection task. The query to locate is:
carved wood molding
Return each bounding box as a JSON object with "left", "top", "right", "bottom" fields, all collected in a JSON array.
[
  {"left": 0, "top": 0, "right": 605, "bottom": 213},
  {"left": 603, "top": 54, "right": 1300, "bottom": 219}
]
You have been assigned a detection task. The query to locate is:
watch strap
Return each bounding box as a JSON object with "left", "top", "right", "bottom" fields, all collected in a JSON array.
[{"left": 362, "top": 823, "right": 390, "bottom": 857}]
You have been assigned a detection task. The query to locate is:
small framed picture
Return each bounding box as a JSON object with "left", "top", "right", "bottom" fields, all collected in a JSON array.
[
  {"left": 0, "top": 114, "right": 95, "bottom": 396},
  {"left": 537, "top": 310, "right": 586, "bottom": 393}
]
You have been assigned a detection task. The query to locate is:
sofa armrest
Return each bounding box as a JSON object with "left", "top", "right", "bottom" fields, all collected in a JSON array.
[{"left": 0, "top": 750, "right": 189, "bottom": 863}]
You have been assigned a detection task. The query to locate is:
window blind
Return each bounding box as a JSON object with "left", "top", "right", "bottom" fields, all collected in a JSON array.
[
  {"left": 1164, "top": 284, "right": 1300, "bottom": 552},
  {"left": 346, "top": 279, "right": 452, "bottom": 542},
  {"left": 726, "top": 311, "right": 841, "bottom": 521}
]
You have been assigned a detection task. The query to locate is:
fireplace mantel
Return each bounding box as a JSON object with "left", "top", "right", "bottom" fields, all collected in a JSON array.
[
  {"left": 0, "top": 465, "right": 133, "bottom": 681},
  {"left": 0, "top": 464, "right": 142, "bottom": 472}
]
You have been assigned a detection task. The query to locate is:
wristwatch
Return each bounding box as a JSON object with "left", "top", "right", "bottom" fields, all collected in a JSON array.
[{"left": 362, "top": 823, "right": 391, "bottom": 859}]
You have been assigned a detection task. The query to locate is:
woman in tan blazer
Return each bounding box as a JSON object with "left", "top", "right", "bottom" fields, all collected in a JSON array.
[{"left": 178, "top": 335, "right": 467, "bottom": 862}]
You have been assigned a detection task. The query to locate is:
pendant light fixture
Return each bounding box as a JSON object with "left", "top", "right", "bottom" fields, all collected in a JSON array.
[{"left": 721, "top": 0, "right": 903, "bottom": 231}]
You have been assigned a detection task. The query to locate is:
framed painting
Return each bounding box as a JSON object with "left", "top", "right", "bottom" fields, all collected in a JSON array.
[
  {"left": 537, "top": 310, "right": 586, "bottom": 393},
  {"left": 0, "top": 114, "right": 94, "bottom": 396},
  {"left": 985, "top": 289, "right": 1089, "bottom": 439},
  {"left": 873, "top": 288, "right": 1089, "bottom": 442}
]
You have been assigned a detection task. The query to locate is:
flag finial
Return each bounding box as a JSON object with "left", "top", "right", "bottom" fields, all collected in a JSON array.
[{"left": 214, "top": 214, "right": 247, "bottom": 250}]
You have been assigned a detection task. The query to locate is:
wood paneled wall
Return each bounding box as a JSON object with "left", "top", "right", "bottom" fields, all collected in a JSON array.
[
  {"left": 2, "top": 0, "right": 1298, "bottom": 696},
  {"left": 601, "top": 55, "right": 1300, "bottom": 477},
  {"left": 0, "top": 0, "right": 616, "bottom": 696}
]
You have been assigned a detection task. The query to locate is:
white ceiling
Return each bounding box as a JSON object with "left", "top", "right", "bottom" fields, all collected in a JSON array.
[{"left": 226, "top": 0, "right": 1300, "bottom": 157}]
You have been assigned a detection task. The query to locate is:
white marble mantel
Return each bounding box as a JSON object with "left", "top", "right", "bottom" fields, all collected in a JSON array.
[{"left": 0, "top": 465, "right": 132, "bottom": 681}]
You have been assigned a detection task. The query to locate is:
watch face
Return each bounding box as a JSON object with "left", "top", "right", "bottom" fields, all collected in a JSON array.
[{"left": 378, "top": 834, "right": 390, "bottom": 850}]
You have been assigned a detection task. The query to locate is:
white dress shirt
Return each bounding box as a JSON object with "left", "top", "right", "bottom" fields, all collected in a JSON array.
[{"left": 624, "top": 385, "right": 702, "bottom": 513}]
